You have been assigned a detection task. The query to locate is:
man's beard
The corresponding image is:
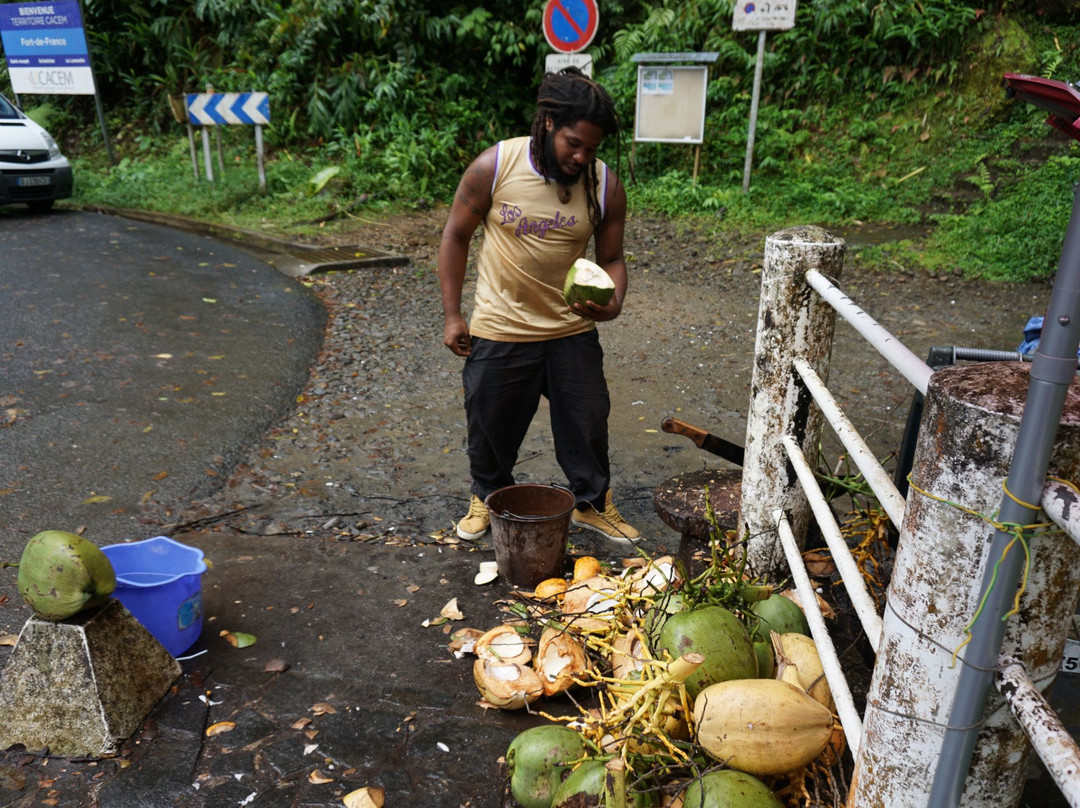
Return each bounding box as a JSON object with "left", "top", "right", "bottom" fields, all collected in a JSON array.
[{"left": 543, "top": 135, "right": 584, "bottom": 187}]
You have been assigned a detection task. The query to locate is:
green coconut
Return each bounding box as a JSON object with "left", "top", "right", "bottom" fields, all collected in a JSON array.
[
  {"left": 563, "top": 258, "right": 615, "bottom": 307},
  {"left": 653, "top": 605, "right": 758, "bottom": 699},
  {"left": 753, "top": 639, "right": 776, "bottom": 679},
  {"left": 680, "top": 770, "right": 784, "bottom": 808},
  {"left": 507, "top": 724, "right": 588, "bottom": 808},
  {"left": 642, "top": 590, "right": 687, "bottom": 649},
  {"left": 16, "top": 530, "right": 116, "bottom": 620},
  {"left": 747, "top": 593, "right": 811, "bottom": 641}
]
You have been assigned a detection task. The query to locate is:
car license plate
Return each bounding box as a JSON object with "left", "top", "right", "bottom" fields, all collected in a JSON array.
[{"left": 16, "top": 176, "right": 50, "bottom": 187}]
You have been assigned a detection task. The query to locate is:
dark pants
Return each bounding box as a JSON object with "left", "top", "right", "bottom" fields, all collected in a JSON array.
[{"left": 462, "top": 331, "right": 611, "bottom": 510}]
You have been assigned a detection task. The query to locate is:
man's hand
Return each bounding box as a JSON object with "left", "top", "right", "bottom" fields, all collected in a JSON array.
[
  {"left": 570, "top": 295, "right": 622, "bottom": 322},
  {"left": 444, "top": 315, "right": 472, "bottom": 356}
]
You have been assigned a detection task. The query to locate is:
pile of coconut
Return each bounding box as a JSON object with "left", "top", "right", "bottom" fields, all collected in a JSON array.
[{"left": 450, "top": 552, "right": 846, "bottom": 808}]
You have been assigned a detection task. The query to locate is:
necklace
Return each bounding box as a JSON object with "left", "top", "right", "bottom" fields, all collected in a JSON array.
[{"left": 557, "top": 185, "right": 572, "bottom": 204}]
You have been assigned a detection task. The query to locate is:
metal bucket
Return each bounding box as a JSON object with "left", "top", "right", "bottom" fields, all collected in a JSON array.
[{"left": 485, "top": 484, "right": 575, "bottom": 588}]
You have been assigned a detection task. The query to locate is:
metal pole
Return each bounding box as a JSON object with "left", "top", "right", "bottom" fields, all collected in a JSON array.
[
  {"left": 77, "top": 0, "right": 114, "bottom": 167},
  {"left": 741, "top": 30, "right": 766, "bottom": 194},
  {"left": 255, "top": 124, "right": 266, "bottom": 193},
  {"left": 187, "top": 124, "right": 199, "bottom": 178},
  {"left": 927, "top": 177, "right": 1080, "bottom": 807},
  {"left": 201, "top": 126, "right": 214, "bottom": 182}
]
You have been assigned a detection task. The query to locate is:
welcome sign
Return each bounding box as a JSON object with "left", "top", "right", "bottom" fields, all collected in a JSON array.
[{"left": 0, "top": 0, "right": 96, "bottom": 95}]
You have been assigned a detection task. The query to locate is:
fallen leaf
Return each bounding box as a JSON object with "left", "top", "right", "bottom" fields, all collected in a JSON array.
[
  {"left": 220, "top": 630, "right": 257, "bottom": 648},
  {"left": 82, "top": 495, "right": 112, "bottom": 504},
  {"left": 394, "top": 599, "right": 408, "bottom": 607},
  {"left": 308, "top": 769, "right": 333, "bottom": 784},
  {"left": 311, "top": 702, "right": 337, "bottom": 715},
  {"left": 291, "top": 717, "right": 312, "bottom": 730},
  {"left": 343, "top": 786, "right": 386, "bottom": 808},
  {"left": 406, "top": 584, "right": 419, "bottom": 594},
  {"left": 264, "top": 658, "right": 289, "bottom": 673},
  {"left": 0, "top": 634, "right": 18, "bottom": 647},
  {"left": 205, "top": 721, "right": 235, "bottom": 736},
  {"left": 152, "top": 353, "right": 173, "bottom": 359}
]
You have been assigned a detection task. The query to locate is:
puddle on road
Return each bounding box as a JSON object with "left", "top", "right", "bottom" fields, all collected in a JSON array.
[{"left": 832, "top": 223, "right": 931, "bottom": 248}]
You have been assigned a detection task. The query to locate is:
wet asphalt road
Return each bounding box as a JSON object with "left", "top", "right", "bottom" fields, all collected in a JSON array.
[{"left": 0, "top": 208, "right": 325, "bottom": 622}]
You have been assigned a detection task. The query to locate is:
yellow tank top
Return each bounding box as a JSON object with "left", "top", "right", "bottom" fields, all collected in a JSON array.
[{"left": 468, "top": 136, "right": 609, "bottom": 342}]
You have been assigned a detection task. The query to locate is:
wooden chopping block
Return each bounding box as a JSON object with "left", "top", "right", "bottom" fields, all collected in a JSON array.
[{"left": 653, "top": 468, "right": 741, "bottom": 541}]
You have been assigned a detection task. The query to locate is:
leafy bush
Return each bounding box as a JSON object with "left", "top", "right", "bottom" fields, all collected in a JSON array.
[{"left": 927, "top": 154, "right": 1080, "bottom": 281}]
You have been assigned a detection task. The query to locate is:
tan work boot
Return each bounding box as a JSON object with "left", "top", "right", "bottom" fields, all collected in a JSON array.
[
  {"left": 571, "top": 489, "right": 640, "bottom": 542},
  {"left": 457, "top": 494, "right": 491, "bottom": 540}
]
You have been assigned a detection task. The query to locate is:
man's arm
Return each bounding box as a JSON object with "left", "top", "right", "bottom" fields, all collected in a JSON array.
[
  {"left": 438, "top": 147, "right": 496, "bottom": 356},
  {"left": 570, "top": 168, "right": 628, "bottom": 323}
]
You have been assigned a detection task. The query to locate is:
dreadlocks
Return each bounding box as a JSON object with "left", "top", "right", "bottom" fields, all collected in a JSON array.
[{"left": 529, "top": 67, "right": 620, "bottom": 229}]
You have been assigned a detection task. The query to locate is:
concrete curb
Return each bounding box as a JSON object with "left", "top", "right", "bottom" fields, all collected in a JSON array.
[{"left": 72, "top": 204, "right": 409, "bottom": 277}]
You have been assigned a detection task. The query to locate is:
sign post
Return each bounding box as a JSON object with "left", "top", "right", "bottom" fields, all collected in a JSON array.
[
  {"left": 542, "top": 0, "right": 597, "bottom": 75},
  {"left": 732, "top": 0, "right": 798, "bottom": 193},
  {"left": 630, "top": 53, "right": 718, "bottom": 183},
  {"left": 185, "top": 91, "right": 271, "bottom": 191},
  {"left": 0, "top": 0, "right": 113, "bottom": 164}
]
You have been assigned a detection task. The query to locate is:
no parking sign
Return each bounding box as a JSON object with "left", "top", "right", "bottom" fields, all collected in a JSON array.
[{"left": 543, "top": 0, "right": 598, "bottom": 54}]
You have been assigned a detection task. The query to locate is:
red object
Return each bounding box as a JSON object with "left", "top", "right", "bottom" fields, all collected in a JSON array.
[
  {"left": 1004, "top": 73, "right": 1080, "bottom": 143},
  {"left": 543, "top": 0, "right": 599, "bottom": 54}
]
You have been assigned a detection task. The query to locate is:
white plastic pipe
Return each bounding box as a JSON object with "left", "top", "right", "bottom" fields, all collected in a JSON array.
[
  {"left": 782, "top": 435, "right": 884, "bottom": 651},
  {"left": 806, "top": 268, "right": 933, "bottom": 395},
  {"left": 793, "top": 357, "right": 907, "bottom": 528},
  {"left": 776, "top": 510, "right": 864, "bottom": 757}
]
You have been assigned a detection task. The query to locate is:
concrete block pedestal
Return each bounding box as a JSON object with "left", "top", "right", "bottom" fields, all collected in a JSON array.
[{"left": 0, "top": 598, "right": 181, "bottom": 757}]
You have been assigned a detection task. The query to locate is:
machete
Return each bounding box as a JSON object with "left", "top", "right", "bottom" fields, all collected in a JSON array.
[{"left": 661, "top": 417, "right": 745, "bottom": 467}]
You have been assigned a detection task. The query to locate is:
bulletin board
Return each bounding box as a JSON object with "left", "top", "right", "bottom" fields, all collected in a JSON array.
[{"left": 633, "top": 64, "right": 708, "bottom": 144}]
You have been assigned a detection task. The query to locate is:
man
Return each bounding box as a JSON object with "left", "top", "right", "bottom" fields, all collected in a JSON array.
[{"left": 437, "top": 67, "right": 639, "bottom": 544}]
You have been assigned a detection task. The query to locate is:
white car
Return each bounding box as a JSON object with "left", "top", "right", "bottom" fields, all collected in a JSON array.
[{"left": 0, "top": 94, "right": 73, "bottom": 212}]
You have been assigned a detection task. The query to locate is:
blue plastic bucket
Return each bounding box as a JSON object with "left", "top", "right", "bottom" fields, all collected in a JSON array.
[{"left": 101, "top": 536, "right": 207, "bottom": 657}]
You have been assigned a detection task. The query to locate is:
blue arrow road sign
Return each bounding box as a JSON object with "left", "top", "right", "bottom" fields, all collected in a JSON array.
[{"left": 186, "top": 92, "right": 270, "bottom": 126}]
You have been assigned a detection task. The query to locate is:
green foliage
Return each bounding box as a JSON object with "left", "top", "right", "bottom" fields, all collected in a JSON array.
[
  {"left": 927, "top": 154, "right": 1080, "bottom": 281},
  {"left": 48, "top": 2, "right": 1080, "bottom": 283}
]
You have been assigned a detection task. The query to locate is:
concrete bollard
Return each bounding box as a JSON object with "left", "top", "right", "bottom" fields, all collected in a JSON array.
[
  {"left": 740, "top": 225, "right": 845, "bottom": 576},
  {"left": 850, "top": 362, "right": 1080, "bottom": 807},
  {"left": 0, "top": 598, "right": 181, "bottom": 757}
]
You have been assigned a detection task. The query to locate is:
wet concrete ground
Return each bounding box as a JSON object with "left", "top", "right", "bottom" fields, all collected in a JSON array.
[{"left": 0, "top": 207, "right": 1077, "bottom": 806}]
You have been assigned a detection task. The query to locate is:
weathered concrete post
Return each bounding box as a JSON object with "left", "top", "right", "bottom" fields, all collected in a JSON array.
[
  {"left": 740, "top": 225, "right": 845, "bottom": 576},
  {"left": 850, "top": 362, "right": 1080, "bottom": 807},
  {"left": 0, "top": 599, "right": 181, "bottom": 756}
]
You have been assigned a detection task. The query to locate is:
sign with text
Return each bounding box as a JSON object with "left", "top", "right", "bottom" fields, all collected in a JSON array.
[
  {"left": 732, "top": 0, "right": 798, "bottom": 31},
  {"left": 0, "top": 0, "right": 96, "bottom": 94},
  {"left": 545, "top": 52, "right": 593, "bottom": 77}
]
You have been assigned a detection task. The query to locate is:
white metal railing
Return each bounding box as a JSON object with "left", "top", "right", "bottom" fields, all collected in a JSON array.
[
  {"left": 753, "top": 251, "right": 1079, "bottom": 807},
  {"left": 805, "top": 268, "right": 933, "bottom": 394},
  {"left": 776, "top": 508, "right": 865, "bottom": 758}
]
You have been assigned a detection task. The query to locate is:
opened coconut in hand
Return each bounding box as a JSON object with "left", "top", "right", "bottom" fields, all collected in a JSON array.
[{"left": 563, "top": 258, "right": 615, "bottom": 307}]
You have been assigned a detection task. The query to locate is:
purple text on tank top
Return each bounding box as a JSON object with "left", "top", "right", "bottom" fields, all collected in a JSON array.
[{"left": 497, "top": 204, "right": 577, "bottom": 239}]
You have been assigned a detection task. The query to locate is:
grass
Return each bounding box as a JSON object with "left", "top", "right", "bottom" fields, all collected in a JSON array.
[{"left": 62, "top": 67, "right": 1080, "bottom": 283}]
